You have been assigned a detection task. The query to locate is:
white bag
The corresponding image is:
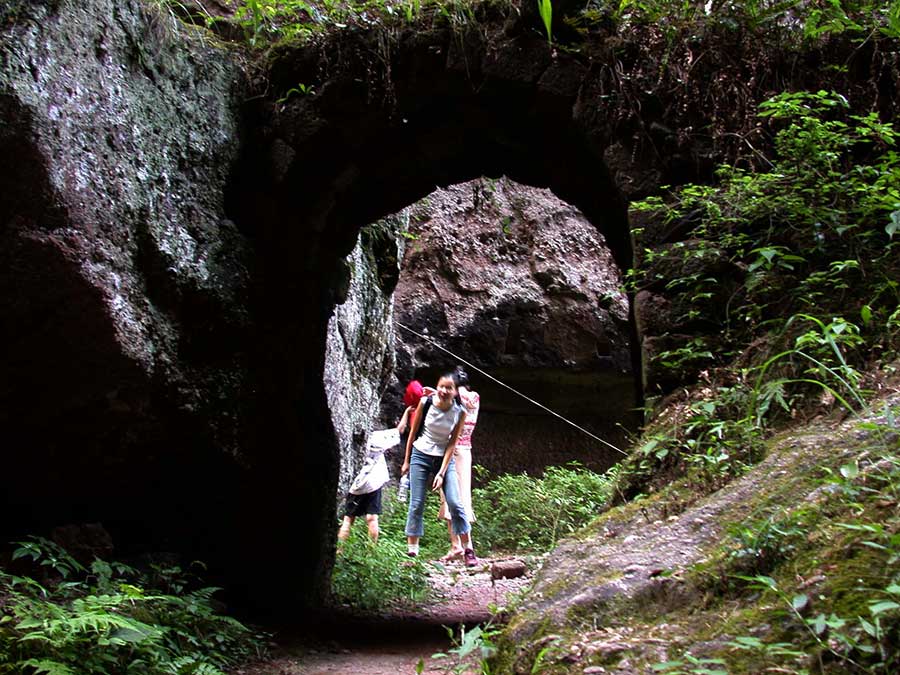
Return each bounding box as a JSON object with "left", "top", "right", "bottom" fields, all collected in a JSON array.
[
  {"left": 366, "top": 428, "right": 400, "bottom": 453},
  {"left": 348, "top": 428, "right": 399, "bottom": 495}
]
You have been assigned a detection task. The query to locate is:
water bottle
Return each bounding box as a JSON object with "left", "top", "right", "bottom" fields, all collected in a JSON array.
[{"left": 397, "top": 475, "right": 410, "bottom": 502}]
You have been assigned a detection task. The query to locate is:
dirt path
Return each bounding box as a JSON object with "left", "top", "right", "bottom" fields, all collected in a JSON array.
[{"left": 234, "top": 556, "right": 534, "bottom": 675}]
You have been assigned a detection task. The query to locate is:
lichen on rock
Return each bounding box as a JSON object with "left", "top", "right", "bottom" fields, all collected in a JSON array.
[
  {"left": 325, "top": 212, "right": 405, "bottom": 494},
  {"left": 0, "top": 0, "right": 254, "bottom": 593}
]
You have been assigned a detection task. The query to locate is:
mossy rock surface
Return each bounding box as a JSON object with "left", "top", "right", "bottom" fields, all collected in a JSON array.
[{"left": 492, "top": 389, "right": 900, "bottom": 674}]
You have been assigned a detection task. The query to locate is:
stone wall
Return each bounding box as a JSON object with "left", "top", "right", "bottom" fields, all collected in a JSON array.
[
  {"left": 0, "top": 0, "right": 259, "bottom": 601},
  {"left": 325, "top": 214, "right": 405, "bottom": 494}
]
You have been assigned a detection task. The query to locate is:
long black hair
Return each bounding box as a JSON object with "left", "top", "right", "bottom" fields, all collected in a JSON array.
[{"left": 452, "top": 365, "right": 470, "bottom": 388}]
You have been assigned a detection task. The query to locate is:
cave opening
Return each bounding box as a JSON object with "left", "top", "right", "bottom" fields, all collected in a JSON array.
[
  {"left": 320, "top": 173, "right": 641, "bottom": 634},
  {"left": 382, "top": 176, "right": 639, "bottom": 483},
  {"left": 1, "top": 21, "right": 659, "bottom": 621},
  {"left": 219, "top": 84, "right": 651, "bottom": 615}
]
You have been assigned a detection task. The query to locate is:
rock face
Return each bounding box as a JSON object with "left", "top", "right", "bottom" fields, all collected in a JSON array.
[
  {"left": 4, "top": 0, "right": 892, "bottom": 620},
  {"left": 0, "top": 0, "right": 261, "bottom": 600},
  {"left": 325, "top": 215, "right": 405, "bottom": 493},
  {"left": 390, "top": 178, "right": 637, "bottom": 475}
]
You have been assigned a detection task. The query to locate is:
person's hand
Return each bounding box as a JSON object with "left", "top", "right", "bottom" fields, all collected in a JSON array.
[
  {"left": 423, "top": 386, "right": 435, "bottom": 396},
  {"left": 401, "top": 461, "right": 410, "bottom": 476},
  {"left": 397, "top": 420, "right": 408, "bottom": 434},
  {"left": 431, "top": 473, "right": 444, "bottom": 492}
]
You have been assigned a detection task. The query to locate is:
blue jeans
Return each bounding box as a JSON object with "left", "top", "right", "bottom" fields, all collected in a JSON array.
[{"left": 405, "top": 449, "right": 470, "bottom": 538}]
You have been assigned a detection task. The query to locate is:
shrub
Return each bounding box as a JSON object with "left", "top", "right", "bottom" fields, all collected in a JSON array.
[
  {"left": 328, "top": 483, "right": 439, "bottom": 610},
  {"left": 472, "top": 463, "right": 618, "bottom": 553},
  {"left": 330, "top": 532, "right": 430, "bottom": 610}
]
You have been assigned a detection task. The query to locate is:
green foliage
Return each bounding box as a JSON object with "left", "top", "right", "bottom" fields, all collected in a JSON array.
[
  {"left": 651, "top": 337, "right": 714, "bottom": 374},
  {"left": 632, "top": 90, "right": 899, "bottom": 363},
  {"left": 11, "top": 538, "right": 87, "bottom": 581},
  {"left": 471, "top": 463, "right": 618, "bottom": 553},
  {"left": 625, "top": 90, "right": 898, "bottom": 499},
  {"left": 653, "top": 417, "right": 900, "bottom": 673},
  {"left": 628, "top": 384, "right": 764, "bottom": 493},
  {"left": 732, "top": 572, "right": 897, "bottom": 673},
  {"left": 603, "top": 90, "right": 898, "bottom": 669},
  {"left": 155, "top": 0, "right": 900, "bottom": 54},
  {"left": 536, "top": 0, "right": 552, "bottom": 44},
  {"left": 331, "top": 531, "right": 430, "bottom": 610},
  {"left": 430, "top": 623, "right": 500, "bottom": 674},
  {"left": 329, "top": 483, "right": 440, "bottom": 609},
  {"left": 0, "top": 539, "right": 266, "bottom": 675},
  {"left": 724, "top": 513, "right": 808, "bottom": 580},
  {"left": 747, "top": 313, "right": 869, "bottom": 428},
  {"left": 603, "top": 0, "right": 898, "bottom": 40},
  {"left": 651, "top": 653, "right": 727, "bottom": 675},
  {"left": 275, "top": 82, "right": 315, "bottom": 103},
  {"left": 212, "top": 0, "right": 492, "bottom": 46}
]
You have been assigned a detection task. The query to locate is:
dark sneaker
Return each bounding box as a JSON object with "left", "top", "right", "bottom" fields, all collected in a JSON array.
[
  {"left": 407, "top": 549, "right": 418, "bottom": 558},
  {"left": 464, "top": 548, "right": 477, "bottom": 567}
]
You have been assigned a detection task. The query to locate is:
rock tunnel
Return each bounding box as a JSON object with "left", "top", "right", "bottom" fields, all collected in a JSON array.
[
  {"left": 0, "top": 0, "right": 739, "bottom": 619},
  {"left": 224, "top": 26, "right": 665, "bottom": 614}
]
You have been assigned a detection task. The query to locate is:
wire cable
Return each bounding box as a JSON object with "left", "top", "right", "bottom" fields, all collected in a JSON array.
[{"left": 395, "top": 321, "right": 629, "bottom": 456}]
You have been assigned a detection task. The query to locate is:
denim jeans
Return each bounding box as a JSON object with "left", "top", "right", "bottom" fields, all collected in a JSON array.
[{"left": 405, "top": 448, "right": 470, "bottom": 538}]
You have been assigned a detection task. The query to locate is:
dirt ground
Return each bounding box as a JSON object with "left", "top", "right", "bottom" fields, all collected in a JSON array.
[{"left": 233, "top": 555, "right": 534, "bottom": 675}]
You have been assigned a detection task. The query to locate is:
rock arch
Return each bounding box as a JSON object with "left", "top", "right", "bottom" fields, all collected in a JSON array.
[
  {"left": 0, "top": 5, "right": 717, "bottom": 617},
  {"left": 6, "top": 0, "right": 888, "bottom": 618},
  {"left": 226, "top": 25, "right": 681, "bottom": 614}
]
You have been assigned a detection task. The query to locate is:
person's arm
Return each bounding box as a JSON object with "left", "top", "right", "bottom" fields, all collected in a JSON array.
[
  {"left": 432, "top": 410, "right": 466, "bottom": 492},
  {"left": 402, "top": 399, "right": 426, "bottom": 476},
  {"left": 397, "top": 405, "right": 412, "bottom": 434}
]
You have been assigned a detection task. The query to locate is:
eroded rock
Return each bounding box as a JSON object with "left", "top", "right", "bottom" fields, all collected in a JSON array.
[{"left": 390, "top": 178, "right": 638, "bottom": 475}]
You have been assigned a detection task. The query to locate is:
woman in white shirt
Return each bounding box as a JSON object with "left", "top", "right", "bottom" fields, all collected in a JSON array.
[
  {"left": 438, "top": 367, "right": 480, "bottom": 562},
  {"left": 400, "top": 372, "right": 477, "bottom": 566}
]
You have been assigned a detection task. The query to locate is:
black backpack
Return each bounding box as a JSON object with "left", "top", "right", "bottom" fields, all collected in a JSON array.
[{"left": 413, "top": 396, "right": 433, "bottom": 440}]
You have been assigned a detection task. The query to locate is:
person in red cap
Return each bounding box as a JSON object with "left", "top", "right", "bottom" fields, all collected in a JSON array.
[{"left": 399, "top": 380, "right": 425, "bottom": 435}]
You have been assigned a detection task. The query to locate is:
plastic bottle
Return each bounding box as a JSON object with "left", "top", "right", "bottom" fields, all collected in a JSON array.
[{"left": 397, "top": 475, "right": 410, "bottom": 502}]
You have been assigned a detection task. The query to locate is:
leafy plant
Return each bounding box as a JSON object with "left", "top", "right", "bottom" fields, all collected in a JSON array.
[
  {"left": 627, "top": 384, "right": 763, "bottom": 494},
  {"left": 704, "top": 428, "right": 900, "bottom": 672},
  {"left": 747, "top": 313, "right": 869, "bottom": 427},
  {"left": 429, "top": 623, "right": 499, "bottom": 674},
  {"left": 330, "top": 529, "right": 430, "bottom": 610},
  {"left": 472, "top": 463, "right": 618, "bottom": 552},
  {"left": 651, "top": 337, "right": 714, "bottom": 374},
  {"left": 276, "top": 82, "right": 315, "bottom": 103},
  {"left": 0, "top": 539, "right": 266, "bottom": 675},
  {"left": 651, "top": 653, "right": 728, "bottom": 675},
  {"left": 537, "top": 0, "right": 552, "bottom": 44},
  {"left": 725, "top": 513, "right": 808, "bottom": 579}
]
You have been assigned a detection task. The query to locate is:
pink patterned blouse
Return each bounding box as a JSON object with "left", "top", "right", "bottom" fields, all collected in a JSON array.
[{"left": 457, "top": 388, "right": 480, "bottom": 450}]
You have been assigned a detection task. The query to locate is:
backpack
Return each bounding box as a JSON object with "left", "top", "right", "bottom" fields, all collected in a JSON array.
[
  {"left": 348, "top": 428, "right": 399, "bottom": 495},
  {"left": 413, "top": 396, "right": 433, "bottom": 441}
]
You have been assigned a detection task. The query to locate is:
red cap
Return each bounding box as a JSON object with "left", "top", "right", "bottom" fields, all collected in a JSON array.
[{"left": 403, "top": 380, "right": 424, "bottom": 409}]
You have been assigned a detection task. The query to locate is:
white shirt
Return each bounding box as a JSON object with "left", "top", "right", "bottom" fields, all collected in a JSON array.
[{"left": 412, "top": 396, "right": 464, "bottom": 457}]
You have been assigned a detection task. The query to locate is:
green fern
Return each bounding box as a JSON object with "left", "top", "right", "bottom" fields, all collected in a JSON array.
[
  {"left": 1, "top": 540, "right": 266, "bottom": 675},
  {"left": 18, "top": 659, "right": 75, "bottom": 675}
]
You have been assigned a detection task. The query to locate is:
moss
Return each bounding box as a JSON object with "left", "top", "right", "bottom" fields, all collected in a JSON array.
[
  {"left": 492, "top": 371, "right": 900, "bottom": 675},
  {"left": 532, "top": 576, "right": 581, "bottom": 604},
  {"left": 490, "top": 614, "right": 560, "bottom": 674},
  {"left": 577, "top": 478, "right": 700, "bottom": 541}
]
